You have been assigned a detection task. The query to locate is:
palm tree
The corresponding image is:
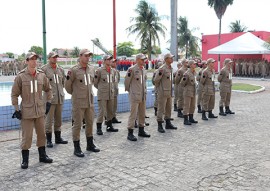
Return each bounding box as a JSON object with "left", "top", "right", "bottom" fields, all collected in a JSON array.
[
  {"left": 177, "top": 16, "right": 200, "bottom": 58},
  {"left": 126, "top": 0, "right": 167, "bottom": 60},
  {"left": 229, "top": 20, "right": 248, "bottom": 32},
  {"left": 208, "top": 0, "right": 233, "bottom": 71}
]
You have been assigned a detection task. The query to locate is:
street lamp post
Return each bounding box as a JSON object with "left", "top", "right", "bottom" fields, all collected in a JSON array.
[
  {"left": 42, "top": 0, "right": 47, "bottom": 64},
  {"left": 170, "top": 0, "right": 178, "bottom": 61}
]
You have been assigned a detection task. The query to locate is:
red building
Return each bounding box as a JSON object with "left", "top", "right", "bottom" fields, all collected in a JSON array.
[{"left": 202, "top": 31, "right": 270, "bottom": 71}]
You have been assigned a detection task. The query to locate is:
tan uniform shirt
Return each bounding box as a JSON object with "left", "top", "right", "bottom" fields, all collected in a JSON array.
[
  {"left": 154, "top": 64, "right": 173, "bottom": 97},
  {"left": 11, "top": 68, "right": 52, "bottom": 119},
  {"left": 181, "top": 69, "right": 196, "bottom": 97},
  {"left": 175, "top": 66, "right": 188, "bottom": 85},
  {"left": 196, "top": 68, "right": 204, "bottom": 92},
  {"left": 65, "top": 63, "right": 94, "bottom": 108},
  {"left": 124, "top": 64, "right": 146, "bottom": 102},
  {"left": 41, "top": 64, "right": 65, "bottom": 104},
  {"left": 218, "top": 67, "right": 232, "bottom": 93},
  {"left": 200, "top": 68, "right": 215, "bottom": 95},
  {"left": 94, "top": 66, "right": 114, "bottom": 100}
]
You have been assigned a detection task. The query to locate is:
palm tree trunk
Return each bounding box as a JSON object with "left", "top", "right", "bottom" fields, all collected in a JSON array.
[
  {"left": 170, "top": 0, "right": 178, "bottom": 61},
  {"left": 218, "top": 18, "right": 221, "bottom": 72}
]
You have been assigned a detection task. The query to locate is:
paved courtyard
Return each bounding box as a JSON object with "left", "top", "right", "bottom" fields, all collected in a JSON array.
[{"left": 0, "top": 78, "right": 270, "bottom": 191}]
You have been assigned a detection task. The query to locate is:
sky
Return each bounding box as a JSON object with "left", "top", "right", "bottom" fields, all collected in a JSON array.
[{"left": 0, "top": 0, "right": 269, "bottom": 55}]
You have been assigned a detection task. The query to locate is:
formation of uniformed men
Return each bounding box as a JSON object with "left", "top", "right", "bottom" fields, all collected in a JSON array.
[
  {"left": 11, "top": 49, "right": 237, "bottom": 168},
  {"left": 234, "top": 59, "right": 270, "bottom": 78}
]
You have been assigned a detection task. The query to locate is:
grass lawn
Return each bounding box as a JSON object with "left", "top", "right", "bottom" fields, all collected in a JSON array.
[{"left": 232, "top": 83, "right": 261, "bottom": 91}]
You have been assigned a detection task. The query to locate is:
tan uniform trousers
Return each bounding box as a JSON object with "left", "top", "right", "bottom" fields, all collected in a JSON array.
[
  {"left": 127, "top": 100, "right": 145, "bottom": 129},
  {"left": 154, "top": 91, "right": 158, "bottom": 108},
  {"left": 183, "top": 96, "right": 196, "bottom": 115},
  {"left": 174, "top": 84, "right": 178, "bottom": 104},
  {"left": 157, "top": 96, "right": 172, "bottom": 121},
  {"left": 197, "top": 89, "right": 203, "bottom": 106},
  {"left": 97, "top": 99, "right": 113, "bottom": 123},
  {"left": 72, "top": 106, "right": 94, "bottom": 141},
  {"left": 177, "top": 86, "right": 184, "bottom": 109},
  {"left": 202, "top": 94, "right": 215, "bottom": 111},
  {"left": 45, "top": 104, "right": 62, "bottom": 133},
  {"left": 219, "top": 92, "right": 231, "bottom": 107},
  {"left": 21, "top": 116, "right": 46, "bottom": 150},
  {"left": 112, "top": 96, "right": 118, "bottom": 118}
]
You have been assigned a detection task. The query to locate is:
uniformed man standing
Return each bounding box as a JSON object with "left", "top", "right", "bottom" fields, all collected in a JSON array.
[
  {"left": 11, "top": 52, "right": 53, "bottom": 169},
  {"left": 124, "top": 53, "right": 150, "bottom": 141},
  {"left": 196, "top": 60, "right": 207, "bottom": 113},
  {"left": 173, "top": 62, "right": 182, "bottom": 111},
  {"left": 152, "top": 61, "right": 162, "bottom": 116},
  {"left": 181, "top": 60, "right": 198, "bottom": 125},
  {"left": 175, "top": 59, "right": 189, "bottom": 118},
  {"left": 200, "top": 58, "right": 218, "bottom": 120},
  {"left": 154, "top": 53, "right": 177, "bottom": 133},
  {"left": 65, "top": 49, "right": 100, "bottom": 157},
  {"left": 111, "top": 58, "right": 122, "bottom": 123},
  {"left": 218, "top": 58, "right": 235, "bottom": 115},
  {"left": 94, "top": 55, "right": 118, "bottom": 135},
  {"left": 41, "top": 51, "right": 68, "bottom": 148}
]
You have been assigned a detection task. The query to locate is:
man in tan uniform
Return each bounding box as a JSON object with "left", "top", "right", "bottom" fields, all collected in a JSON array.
[
  {"left": 11, "top": 52, "right": 53, "bottom": 169},
  {"left": 200, "top": 58, "right": 218, "bottom": 120},
  {"left": 94, "top": 55, "right": 118, "bottom": 135},
  {"left": 152, "top": 61, "right": 163, "bottom": 116},
  {"left": 154, "top": 53, "right": 177, "bottom": 133},
  {"left": 196, "top": 60, "right": 207, "bottom": 113},
  {"left": 175, "top": 59, "right": 189, "bottom": 118},
  {"left": 65, "top": 49, "right": 100, "bottom": 157},
  {"left": 218, "top": 58, "right": 235, "bottom": 115},
  {"left": 173, "top": 62, "right": 182, "bottom": 111},
  {"left": 181, "top": 60, "right": 198, "bottom": 125},
  {"left": 124, "top": 53, "right": 150, "bottom": 141},
  {"left": 41, "top": 51, "right": 68, "bottom": 148},
  {"left": 111, "top": 58, "right": 121, "bottom": 123}
]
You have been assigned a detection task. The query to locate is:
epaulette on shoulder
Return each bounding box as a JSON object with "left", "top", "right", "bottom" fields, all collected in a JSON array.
[
  {"left": 40, "top": 64, "right": 47, "bottom": 69},
  {"left": 18, "top": 68, "right": 26, "bottom": 74},
  {"left": 37, "top": 68, "right": 45, "bottom": 73}
]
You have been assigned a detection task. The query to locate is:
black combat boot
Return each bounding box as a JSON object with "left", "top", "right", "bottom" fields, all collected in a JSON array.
[
  {"left": 189, "top": 114, "right": 198, "bottom": 123},
  {"left": 127, "top": 129, "right": 137, "bottom": 141},
  {"left": 21, "top": 150, "right": 29, "bottom": 169},
  {"left": 177, "top": 109, "right": 184, "bottom": 118},
  {"left": 173, "top": 104, "right": 177, "bottom": 111},
  {"left": 73, "top": 141, "right": 84, "bottom": 157},
  {"left": 145, "top": 122, "right": 150, "bottom": 126},
  {"left": 154, "top": 107, "right": 157, "bottom": 116},
  {"left": 138, "top": 127, "right": 151, "bottom": 137},
  {"left": 202, "top": 110, "right": 208, "bottom": 120},
  {"left": 55, "top": 131, "right": 68, "bottom": 144},
  {"left": 86, "top": 137, "right": 100, "bottom": 152},
  {"left": 158, "top": 121, "right": 165, "bottom": 133},
  {"left": 46, "top": 132, "right": 53, "bottom": 148},
  {"left": 72, "top": 119, "right": 74, "bottom": 126},
  {"left": 96, "top": 123, "right": 103, "bottom": 135},
  {"left": 184, "top": 115, "right": 192, "bottom": 125},
  {"left": 112, "top": 117, "right": 121, "bottom": 123},
  {"left": 197, "top": 105, "right": 202, "bottom": 113},
  {"left": 165, "top": 119, "right": 177, "bottom": 129},
  {"left": 219, "top": 106, "right": 227, "bottom": 116},
  {"left": 208, "top": 110, "right": 218, "bottom": 118},
  {"left": 38, "top": 146, "right": 53, "bottom": 163},
  {"left": 225, "top": 106, "right": 235, "bottom": 114},
  {"left": 106, "top": 120, "right": 119, "bottom": 132}
]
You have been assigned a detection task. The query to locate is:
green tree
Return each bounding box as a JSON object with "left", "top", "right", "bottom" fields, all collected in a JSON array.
[
  {"left": 52, "top": 48, "right": 58, "bottom": 53},
  {"left": 29, "top": 45, "right": 43, "bottom": 55},
  {"left": 177, "top": 16, "right": 200, "bottom": 58},
  {"left": 63, "top": 49, "right": 68, "bottom": 57},
  {"left": 126, "top": 0, "right": 167, "bottom": 60},
  {"left": 71, "top": 47, "right": 80, "bottom": 57},
  {"left": 229, "top": 20, "right": 248, "bottom": 32},
  {"left": 117, "top": 42, "right": 135, "bottom": 57},
  {"left": 5, "top": 52, "right": 14, "bottom": 58},
  {"left": 18, "top": 53, "right": 26, "bottom": 61},
  {"left": 208, "top": 0, "right": 233, "bottom": 71}
]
